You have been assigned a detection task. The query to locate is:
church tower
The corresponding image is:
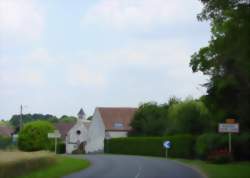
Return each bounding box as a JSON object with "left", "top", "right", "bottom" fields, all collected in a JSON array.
[{"left": 77, "top": 108, "right": 86, "bottom": 122}]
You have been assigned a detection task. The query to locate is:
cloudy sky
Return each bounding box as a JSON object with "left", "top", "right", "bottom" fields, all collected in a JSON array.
[{"left": 0, "top": 0, "right": 210, "bottom": 119}]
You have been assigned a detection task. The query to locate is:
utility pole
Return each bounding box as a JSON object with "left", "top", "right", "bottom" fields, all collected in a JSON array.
[{"left": 20, "top": 105, "right": 23, "bottom": 131}]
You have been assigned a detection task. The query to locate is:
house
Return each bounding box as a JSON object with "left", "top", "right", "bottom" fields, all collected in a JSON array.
[
  {"left": 85, "top": 107, "right": 137, "bottom": 153},
  {"left": 0, "top": 126, "right": 14, "bottom": 137}
]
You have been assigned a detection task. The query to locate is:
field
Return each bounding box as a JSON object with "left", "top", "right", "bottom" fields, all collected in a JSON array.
[
  {"left": 0, "top": 151, "right": 90, "bottom": 178},
  {"left": 177, "top": 159, "right": 250, "bottom": 178}
]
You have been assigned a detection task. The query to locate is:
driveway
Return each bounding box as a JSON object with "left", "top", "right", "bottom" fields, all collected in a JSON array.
[{"left": 63, "top": 154, "right": 203, "bottom": 178}]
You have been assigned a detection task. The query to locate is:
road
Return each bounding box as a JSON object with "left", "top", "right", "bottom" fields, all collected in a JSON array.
[{"left": 63, "top": 154, "right": 203, "bottom": 178}]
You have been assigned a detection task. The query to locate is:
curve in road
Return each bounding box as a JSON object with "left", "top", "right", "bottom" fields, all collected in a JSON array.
[{"left": 63, "top": 154, "right": 203, "bottom": 178}]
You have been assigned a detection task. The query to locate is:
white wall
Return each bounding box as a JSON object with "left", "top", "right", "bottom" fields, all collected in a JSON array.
[
  {"left": 108, "top": 131, "right": 128, "bottom": 138},
  {"left": 85, "top": 109, "right": 105, "bottom": 153},
  {"left": 66, "top": 121, "right": 88, "bottom": 154}
]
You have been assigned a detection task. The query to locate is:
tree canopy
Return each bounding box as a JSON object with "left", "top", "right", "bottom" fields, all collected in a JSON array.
[{"left": 190, "top": 0, "right": 250, "bottom": 130}]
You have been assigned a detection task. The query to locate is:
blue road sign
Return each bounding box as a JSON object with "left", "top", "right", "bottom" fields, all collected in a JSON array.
[{"left": 163, "top": 141, "right": 171, "bottom": 149}]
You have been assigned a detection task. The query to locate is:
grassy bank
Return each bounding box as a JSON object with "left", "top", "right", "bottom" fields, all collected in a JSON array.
[
  {"left": 18, "top": 156, "right": 90, "bottom": 178},
  {"left": 0, "top": 151, "right": 56, "bottom": 178},
  {"left": 177, "top": 159, "right": 250, "bottom": 178},
  {"left": 0, "top": 151, "right": 90, "bottom": 178}
]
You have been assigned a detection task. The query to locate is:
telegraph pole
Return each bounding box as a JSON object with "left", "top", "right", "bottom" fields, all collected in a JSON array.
[{"left": 20, "top": 105, "right": 23, "bottom": 131}]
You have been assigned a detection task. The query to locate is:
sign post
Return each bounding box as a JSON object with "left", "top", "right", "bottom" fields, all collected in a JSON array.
[
  {"left": 163, "top": 140, "right": 171, "bottom": 159},
  {"left": 218, "top": 119, "right": 239, "bottom": 154},
  {"left": 48, "top": 130, "right": 61, "bottom": 154}
]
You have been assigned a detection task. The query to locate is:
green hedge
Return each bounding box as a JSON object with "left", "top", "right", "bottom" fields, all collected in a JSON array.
[
  {"left": 105, "top": 134, "right": 195, "bottom": 158},
  {"left": 195, "top": 133, "right": 250, "bottom": 160},
  {"left": 0, "top": 136, "right": 12, "bottom": 149}
]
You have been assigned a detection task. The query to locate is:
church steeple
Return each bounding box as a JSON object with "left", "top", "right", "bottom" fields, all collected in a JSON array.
[{"left": 77, "top": 108, "right": 85, "bottom": 120}]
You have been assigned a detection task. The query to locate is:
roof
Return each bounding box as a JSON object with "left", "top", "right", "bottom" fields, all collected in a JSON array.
[
  {"left": 97, "top": 107, "right": 137, "bottom": 131},
  {"left": 0, "top": 126, "right": 14, "bottom": 137},
  {"left": 54, "top": 122, "right": 75, "bottom": 139}
]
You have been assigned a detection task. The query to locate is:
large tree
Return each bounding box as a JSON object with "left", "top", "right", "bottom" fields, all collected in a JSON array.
[{"left": 190, "top": 0, "right": 250, "bottom": 130}]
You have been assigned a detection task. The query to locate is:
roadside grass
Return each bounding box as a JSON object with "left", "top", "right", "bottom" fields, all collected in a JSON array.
[
  {"left": 18, "top": 156, "right": 90, "bottom": 178},
  {"left": 177, "top": 159, "right": 250, "bottom": 178}
]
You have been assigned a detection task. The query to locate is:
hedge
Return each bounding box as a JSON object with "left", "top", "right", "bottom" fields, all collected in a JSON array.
[
  {"left": 104, "top": 134, "right": 195, "bottom": 158},
  {"left": 0, "top": 136, "right": 12, "bottom": 149},
  {"left": 195, "top": 133, "right": 250, "bottom": 160},
  {"left": 0, "top": 151, "right": 56, "bottom": 178}
]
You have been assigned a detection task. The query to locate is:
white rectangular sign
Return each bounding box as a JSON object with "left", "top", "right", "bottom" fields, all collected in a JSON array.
[
  {"left": 48, "top": 130, "right": 61, "bottom": 138},
  {"left": 219, "top": 123, "right": 239, "bottom": 133}
]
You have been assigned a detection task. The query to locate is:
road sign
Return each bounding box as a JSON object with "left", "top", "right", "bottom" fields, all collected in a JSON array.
[
  {"left": 48, "top": 130, "right": 61, "bottom": 138},
  {"left": 163, "top": 140, "right": 171, "bottom": 149},
  {"left": 218, "top": 123, "right": 239, "bottom": 133},
  {"left": 48, "top": 130, "right": 61, "bottom": 154},
  {"left": 226, "top": 118, "right": 236, "bottom": 124}
]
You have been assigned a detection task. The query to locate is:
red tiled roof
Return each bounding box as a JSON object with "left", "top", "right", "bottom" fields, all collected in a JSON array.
[
  {"left": 97, "top": 107, "right": 137, "bottom": 131},
  {"left": 54, "top": 122, "right": 75, "bottom": 139},
  {"left": 0, "top": 126, "right": 14, "bottom": 137}
]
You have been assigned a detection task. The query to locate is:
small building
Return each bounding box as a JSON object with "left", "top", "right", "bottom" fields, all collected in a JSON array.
[
  {"left": 0, "top": 126, "right": 14, "bottom": 137},
  {"left": 55, "top": 108, "right": 90, "bottom": 154},
  {"left": 85, "top": 107, "right": 137, "bottom": 153}
]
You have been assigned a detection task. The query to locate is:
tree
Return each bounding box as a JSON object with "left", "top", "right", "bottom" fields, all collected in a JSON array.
[
  {"left": 190, "top": 0, "right": 250, "bottom": 130},
  {"left": 130, "top": 102, "right": 169, "bottom": 136},
  {"left": 18, "top": 121, "right": 54, "bottom": 151},
  {"left": 168, "top": 99, "right": 212, "bottom": 134}
]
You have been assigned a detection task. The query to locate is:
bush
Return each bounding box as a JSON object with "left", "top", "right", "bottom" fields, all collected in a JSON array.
[
  {"left": 195, "top": 133, "right": 228, "bottom": 160},
  {"left": 233, "top": 133, "right": 250, "bottom": 160},
  {"left": 105, "top": 134, "right": 195, "bottom": 158},
  {"left": 18, "top": 121, "right": 55, "bottom": 151},
  {"left": 195, "top": 133, "right": 250, "bottom": 161},
  {"left": 0, "top": 136, "right": 12, "bottom": 149},
  {"left": 57, "top": 142, "right": 66, "bottom": 154}
]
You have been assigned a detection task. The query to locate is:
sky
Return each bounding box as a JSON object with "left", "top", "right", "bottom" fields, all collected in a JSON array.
[{"left": 0, "top": 0, "right": 211, "bottom": 120}]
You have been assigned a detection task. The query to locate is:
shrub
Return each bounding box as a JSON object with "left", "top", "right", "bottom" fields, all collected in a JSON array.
[
  {"left": 195, "top": 133, "right": 228, "bottom": 160},
  {"left": 57, "top": 142, "right": 66, "bottom": 154},
  {"left": 207, "top": 149, "right": 232, "bottom": 163},
  {"left": 233, "top": 133, "right": 250, "bottom": 160},
  {"left": 196, "top": 133, "right": 250, "bottom": 161},
  {"left": 0, "top": 136, "right": 12, "bottom": 149},
  {"left": 105, "top": 134, "right": 195, "bottom": 158},
  {"left": 18, "top": 121, "right": 54, "bottom": 151}
]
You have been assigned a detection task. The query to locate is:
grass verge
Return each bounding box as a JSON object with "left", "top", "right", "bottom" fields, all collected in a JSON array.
[
  {"left": 18, "top": 156, "right": 90, "bottom": 178},
  {"left": 177, "top": 159, "right": 250, "bottom": 178}
]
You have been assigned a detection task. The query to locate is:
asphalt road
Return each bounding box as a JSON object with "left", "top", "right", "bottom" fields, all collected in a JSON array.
[{"left": 63, "top": 154, "right": 203, "bottom": 178}]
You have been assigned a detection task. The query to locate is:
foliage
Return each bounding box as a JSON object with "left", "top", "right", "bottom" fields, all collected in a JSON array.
[
  {"left": 195, "top": 133, "right": 250, "bottom": 161},
  {"left": 0, "top": 136, "right": 12, "bottom": 149},
  {"left": 168, "top": 99, "right": 212, "bottom": 134},
  {"left": 105, "top": 135, "right": 195, "bottom": 158},
  {"left": 18, "top": 121, "right": 55, "bottom": 151},
  {"left": 0, "top": 151, "right": 56, "bottom": 178},
  {"left": 10, "top": 114, "right": 58, "bottom": 129},
  {"left": 130, "top": 97, "right": 179, "bottom": 136},
  {"left": 56, "top": 142, "right": 66, "bottom": 154},
  {"left": 190, "top": 0, "right": 250, "bottom": 131},
  {"left": 9, "top": 114, "right": 76, "bottom": 129}
]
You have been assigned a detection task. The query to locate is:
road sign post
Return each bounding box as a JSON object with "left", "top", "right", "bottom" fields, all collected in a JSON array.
[
  {"left": 48, "top": 130, "right": 61, "bottom": 154},
  {"left": 218, "top": 119, "right": 239, "bottom": 154},
  {"left": 163, "top": 141, "right": 171, "bottom": 159}
]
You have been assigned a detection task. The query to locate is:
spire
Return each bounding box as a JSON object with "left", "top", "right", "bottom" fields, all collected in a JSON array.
[{"left": 77, "top": 108, "right": 85, "bottom": 120}]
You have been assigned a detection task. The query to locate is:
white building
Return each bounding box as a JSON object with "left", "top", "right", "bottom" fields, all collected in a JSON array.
[
  {"left": 63, "top": 109, "right": 90, "bottom": 154},
  {"left": 85, "top": 107, "right": 137, "bottom": 153}
]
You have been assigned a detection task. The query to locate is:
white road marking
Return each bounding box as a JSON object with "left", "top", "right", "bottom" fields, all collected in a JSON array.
[{"left": 135, "top": 161, "right": 142, "bottom": 178}]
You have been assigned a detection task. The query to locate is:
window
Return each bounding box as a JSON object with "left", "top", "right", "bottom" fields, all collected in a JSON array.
[
  {"left": 76, "top": 130, "right": 81, "bottom": 135},
  {"left": 113, "top": 122, "right": 124, "bottom": 129}
]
